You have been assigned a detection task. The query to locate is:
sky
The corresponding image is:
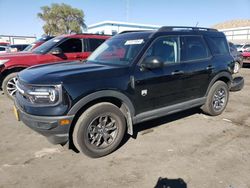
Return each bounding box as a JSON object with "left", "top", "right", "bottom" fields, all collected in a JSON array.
[{"left": 0, "top": 0, "right": 249, "bottom": 37}]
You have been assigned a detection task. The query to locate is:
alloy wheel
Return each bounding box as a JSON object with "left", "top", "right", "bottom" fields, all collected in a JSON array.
[
  {"left": 87, "top": 115, "right": 118, "bottom": 149},
  {"left": 6, "top": 77, "right": 18, "bottom": 97},
  {"left": 212, "top": 88, "right": 226, "bottom": 111}
]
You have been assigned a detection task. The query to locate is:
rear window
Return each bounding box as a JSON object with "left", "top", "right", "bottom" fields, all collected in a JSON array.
[{"left": 206, "top": 37, "right": 229, "bottom": 55}]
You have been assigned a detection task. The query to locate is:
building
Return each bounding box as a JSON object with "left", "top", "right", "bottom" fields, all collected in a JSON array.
[
  {"left": 87, "top": 21, "right": 161, "bottom": 35},
  {"left": 219, "top": 26, "right": 250, "bottom": 44},
  {"left": 0, "top": 35, "right": 36, "bottom": 45}
]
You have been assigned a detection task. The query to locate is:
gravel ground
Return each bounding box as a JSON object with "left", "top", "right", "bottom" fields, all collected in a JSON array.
[{"left": 0, "top": 68, "right": 250, "bottom": 188}]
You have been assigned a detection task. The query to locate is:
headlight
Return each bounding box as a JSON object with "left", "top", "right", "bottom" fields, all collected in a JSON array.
[
  {"left": 26, "top": 85, "right": 62, "bottom": 105},
  {"left": 0, "top": 59, "right": 9, "bottom": 65}
]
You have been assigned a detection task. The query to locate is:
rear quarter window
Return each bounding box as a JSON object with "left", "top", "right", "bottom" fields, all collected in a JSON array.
[{"left": 205, "top": 36, "right": 229, "bottom": 55}]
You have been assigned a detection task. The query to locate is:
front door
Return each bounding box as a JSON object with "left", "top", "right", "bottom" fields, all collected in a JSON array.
[
  {"left": 37, "top": 38, "right": 85, "bottom": 65},
  {"left": 133, "top": 36, "right": 186, "bottom": 115}
]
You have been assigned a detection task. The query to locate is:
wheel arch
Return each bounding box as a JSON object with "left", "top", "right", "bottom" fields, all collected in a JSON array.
[
  {"left": 1, "top": 66, "right": 27, "bottom": 88},
  {"left": 206, "top": 71, "right": 232, "bottom": 96},
  {"left": 67, "top": 90, "right": 135, "bottom": 149}
]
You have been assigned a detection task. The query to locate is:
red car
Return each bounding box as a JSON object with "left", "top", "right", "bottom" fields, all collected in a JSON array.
[
  {"left": 0, "top": 34, "right": 110, "bottom": 99},
  {"left": 242, "top": 51, "right": 250, "bottom": 64},
  {"left": 0, "top": 42, "right": 10, "bottom": 46}
]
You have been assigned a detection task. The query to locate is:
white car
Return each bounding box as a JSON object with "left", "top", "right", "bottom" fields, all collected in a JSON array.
[
  {"left": 0, "top": 46, "right": 11, "bottom": 54},
  {"left": 237, "top": 44, "right": 250, "bottom": 52}
]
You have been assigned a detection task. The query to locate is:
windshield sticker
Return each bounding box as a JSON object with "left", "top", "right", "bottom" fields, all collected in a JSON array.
[{"left": 125, "top": 39, "right": 144, "bottom": 45}]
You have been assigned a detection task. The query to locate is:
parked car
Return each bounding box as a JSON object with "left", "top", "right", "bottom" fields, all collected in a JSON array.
[
  {"left": 229, "top": 42, "right": 243, "bottom": 73},
  {"left": 10, "top": 44, "right": 29, "bottom": 52},
  {"left": 237, "top": 43, "right": 250, "bottom": 52},
  {"left": 23, "top": 36, "right": 55, "bottom": 51},
  {"left": 0, "top": 46, "right": 11, "bottom": 54},
  {"left": 14, "top": 26, "right": 244, "bottom": 158},
  {"left": 0, "top": 33, "right": 110, "bottom": 99},
  {"left": 242, "top": 51, "right": 250, "bottom": 64},
  {"left": 0, "top": 42, "right": 10, "bottom": 46}
]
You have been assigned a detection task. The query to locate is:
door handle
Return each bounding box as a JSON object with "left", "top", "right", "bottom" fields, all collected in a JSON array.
[
  {"left": 171, "top": 70, "right": 184, "bottom": 75},
  {"left": 206, "top": 65, "right": 214, "bottom": 70}
]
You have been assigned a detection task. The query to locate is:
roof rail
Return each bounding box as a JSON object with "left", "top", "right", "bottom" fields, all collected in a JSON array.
[
  {"left": 158, "top": 26, "right": 218, "bottom": 32},
  {"left": 119, "top": 30, "right": 154, "bottom": 34},
  {"left": 74, "top": 33, "right": 112, "bottom": 36}
]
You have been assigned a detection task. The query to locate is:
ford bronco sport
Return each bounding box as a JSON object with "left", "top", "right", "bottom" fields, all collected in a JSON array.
[
  {"left": 14, "top": 26, "right": 243, "bottom": 158},
  {"left": 0, "top": 34, "right": 110, "bottom": 99}
]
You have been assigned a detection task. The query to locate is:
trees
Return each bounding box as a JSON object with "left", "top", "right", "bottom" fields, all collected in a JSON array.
[{"left": 38, "top": 3, "right": 86, "bottom": 35}]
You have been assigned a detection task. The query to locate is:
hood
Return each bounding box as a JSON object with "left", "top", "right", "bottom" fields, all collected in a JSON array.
[
  {"left": 18, "top": 61, "right": 129, "bottom": 85},
  {"left": 0, "top": 51, "right": 36, "bottom": 59}
]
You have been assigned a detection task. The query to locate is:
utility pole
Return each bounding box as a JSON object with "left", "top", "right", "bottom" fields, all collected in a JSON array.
[{"left": 126, "top": 0, "right": 129, "bottom": 22}]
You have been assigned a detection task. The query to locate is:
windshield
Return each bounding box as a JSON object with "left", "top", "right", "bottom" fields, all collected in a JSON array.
[
  {"left": 88, "top": 37, "right": 147, "bottom": 65},
  {"left": 235, "top": 44, "right": 243, "bottom": 48},
  {"left": 33, "top": 37, "right": 64, "bottom": 54},
  {"left": 23, "top": 44, "right": 35, "bottom": 51}
]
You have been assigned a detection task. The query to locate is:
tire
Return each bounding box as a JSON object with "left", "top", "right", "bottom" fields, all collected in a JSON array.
[
  {"left": 73, "top": 102, "right": 126, "bottom": 158},
  {"left": 201, "top": 81, "right": 229, "bottom": 116},
  {"left": 2, "top": 72, "right": 18, "bottom": 100},
  {"left": 233, "top": 61, "right": 241, "bottom": 74}
]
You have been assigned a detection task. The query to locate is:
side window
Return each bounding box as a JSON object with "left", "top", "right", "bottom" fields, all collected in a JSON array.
[
  {"left": 205, "top": 37, "right": 229, "bottom": 55},
  {"left": 144, "top": 36, "right": 179, "bottom": 64},
  {"left": 88, "top": 38, "right": 106, "bottom": 52},
  {"left": 181, "top": 36, "right": 209, "bottom": 61},
  {"left": 57, "top": 38, "right": 82, "bottom": 53},
  {"left": 0, "top": 47, "right": 5, "bottom": 51}
]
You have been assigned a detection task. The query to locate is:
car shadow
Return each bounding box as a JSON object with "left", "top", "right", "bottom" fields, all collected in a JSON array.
[
  {"left": 154, "top": 177, "right": 187, "bottom": 188},
  {"left": 119, "top": 107, "right": 201, "bottom": 148}
]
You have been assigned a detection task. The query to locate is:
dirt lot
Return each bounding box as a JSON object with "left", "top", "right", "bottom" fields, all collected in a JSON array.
[{"left": 0, "top": 68, "right": 250, "bottom": 188}]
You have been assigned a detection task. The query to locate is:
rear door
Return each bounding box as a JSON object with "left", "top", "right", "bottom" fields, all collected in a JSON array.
[
  {"left": 133, "top": 36, "right": 186, "bottom": 114},
  {"left": 180, "top": 35, "right": 213, "bottom": 101}
]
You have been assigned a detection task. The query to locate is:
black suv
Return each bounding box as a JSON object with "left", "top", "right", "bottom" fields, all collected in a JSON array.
[{"left": 14, "top": 26, "right": 242, "bottom": 158}]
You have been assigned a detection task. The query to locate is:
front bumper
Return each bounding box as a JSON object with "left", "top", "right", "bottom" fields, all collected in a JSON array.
[
  {"left": 14, "top": 102, "right": 74, "bottom": 144},
  {"left": 230, "top": 76, "right": 244, "bottom": 92}
]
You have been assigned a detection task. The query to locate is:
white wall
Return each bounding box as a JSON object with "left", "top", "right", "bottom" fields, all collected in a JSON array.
[
  {"left": 88, "top": 24, "right": 159, "bottom": 35},
  {"left": 0, "top": 35, "right": 36, "bottom": 44},
  {"left": 220, "top": 27, "right": 250, "bottom": 44}
]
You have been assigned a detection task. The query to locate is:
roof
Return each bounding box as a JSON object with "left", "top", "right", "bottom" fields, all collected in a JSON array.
[
  {"left": 88, "top": 21, "right": 161, "bottom": 29},
  {"left": 115, "top": 26, "right": 222, "bottom": 40}
]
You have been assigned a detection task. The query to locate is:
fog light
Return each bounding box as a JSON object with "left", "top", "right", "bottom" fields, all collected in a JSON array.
[{"left": 59, "top": 119, "right": 70, "bottom": 126}]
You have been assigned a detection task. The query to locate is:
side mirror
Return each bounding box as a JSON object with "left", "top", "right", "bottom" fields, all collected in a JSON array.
[
  {"left": 50, "top": 47, "right": 62, "bottom": 55},
  {"left": 141, "top": 56, "right": 164, "bottom": 69}
]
